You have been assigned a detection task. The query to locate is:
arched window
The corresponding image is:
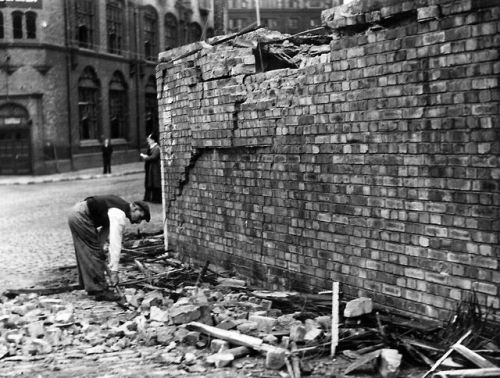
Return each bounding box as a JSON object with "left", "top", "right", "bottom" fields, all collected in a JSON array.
[
  {"left": 76, "top": 0, "right": 96, "bottom": 48},
  {"left": 164, "top": 13, "right": 177, "bottom": 50},
  {"left": 12, "top": 11, "right": 23, "bottom": 39},
  {"left": 145, "top": 75, "right": 158, "bottom": 136},
  {"left": 106, "top": 0, "right": 124, "bottom": 54},
  {"left": 143, "top": 6, "right": 158, "bottom": 60},
  {"left": 78, "top": 67, "right": 101, "bottom": 140},
  {"left": 26, "top": 11, "right": 37, "bottom": 39},
  {"left": 108, "top": 71, "right": 128, "bottom": 139},
  {"left": 0, "top": 12, "right": 4, "bottom": 39},
  {"left": 189, "top": 22, "right": 202, "bottom": 43}
]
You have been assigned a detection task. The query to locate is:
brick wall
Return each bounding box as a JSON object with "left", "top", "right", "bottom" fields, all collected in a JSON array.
[{"left": 157, "top": 0, "right": 500, "bottom": 322}]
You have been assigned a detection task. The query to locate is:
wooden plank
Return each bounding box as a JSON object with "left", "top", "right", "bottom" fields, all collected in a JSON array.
[
  {"left": 452, "top": 344, "right": 497, "bottom": 368},
  {"left": 422, "top": 330, "right": 472, "bottom": 378},
  {"left": 433, "top": 367, "right": 500, "bottom": 377},
  {"left": 186, "top": 321, "right": 288, "bottom": 355},
  {"left": 331, "top": 281, "right": 339, "bottom": 357},
  {"left": 344, "top": 349, "right": 382, "bottom": 375}
]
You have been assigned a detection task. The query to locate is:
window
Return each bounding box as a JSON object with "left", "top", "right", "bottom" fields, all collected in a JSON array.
[
  {"left": 189, "top": 22, "right": 201, "bottom": 43},
  {"left": 145, "top": 75, "right": 158, "bottom": 137},
  {"left": 179, "top": 19, "right": 186, "bottom": 46},
  {"left": 26, "top": 11, "right": 36, "bottom": 39},
  {"left": 78, "top": 67, "right": 101, "bottom": 140},
  {"left": 143, "top": 7, "right": 158, "bottom": 60},
  {"left": 310, "top": 18, "right": 320, "bottom": 27},
  {"left": 263, "top": 18, "right": 278, "bottom": 29},
  {"left": 0, "top": 12, "right": 4, "bottom": 39},
  {"left": 288, "top": 18, "right": 299, "bottom": 29},
  {"left": 12, "top": 11, "right": 23, "bottom": 39},
  {"left": 75, "top": 0, "right": 96, "bottom": 48},
  {"left": 164, "top": 13, "right": 178, "bottom": 50},
  {"left": 106, "top": 0, "right": 124, "bottom": 54},
  {"left": 108, "top": 71, "right": 128, "bottom": 139}
]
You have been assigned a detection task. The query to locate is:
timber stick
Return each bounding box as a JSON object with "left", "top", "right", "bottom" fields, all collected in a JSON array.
[
  {"left": 452, "top": 344, "right": 497, "bottom": 368},
  {"left": 422, "top": 330, "right": 472, "bottom": 378},
  {"left": 195, "top": 260, "right": 210, "bottom": 287},
  {"left": 285, "top": 357, "right": 296, "bottom": 378},
  {"left": 331, "top": 281, "right": 339, "bottom": 357},
  {"left": 186, "top": 321, "right": 289, "bottom": 355},
  {"left": 433, "top": 367, "right": 500, "bottom": 377},
  {"left": 291, "top": 342, "right": 301, "bottom": 378}
]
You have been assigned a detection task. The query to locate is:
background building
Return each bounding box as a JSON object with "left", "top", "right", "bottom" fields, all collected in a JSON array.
[
  {"left": 227, "top": 0, "right": 342, "bottom": 35},
  {"left": 0, "top": 0, "right": 213, "bottom": 175}
]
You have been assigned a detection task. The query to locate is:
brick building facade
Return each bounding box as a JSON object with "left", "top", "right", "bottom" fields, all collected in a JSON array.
[
  {"left": 228, "top": 0, "right": 342, "bottom": 35},
  {"left": 157, "top": 0, "right": 500, "bottom": 323},
  {"left": 0, "top": 0, "right": 213, "bottom": 174}
]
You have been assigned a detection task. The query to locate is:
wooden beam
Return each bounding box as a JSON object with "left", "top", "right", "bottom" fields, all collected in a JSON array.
[
  {"left": 433, "top": 368, "right": 500, "bottom": 377},
  {"left": 422, "top": 330, "right": 472, "bottom": 378},
  {"left": 452, "top": 344, "right": 497, "bottom": 368}
]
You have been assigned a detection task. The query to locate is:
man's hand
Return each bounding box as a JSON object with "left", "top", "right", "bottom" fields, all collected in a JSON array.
[{"left": 108, "top": 270, "right": 119, "bottom": 286}]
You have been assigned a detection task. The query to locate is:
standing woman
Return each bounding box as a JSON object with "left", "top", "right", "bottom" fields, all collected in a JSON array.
[
  {"left": 140, "top": 133, "right": 161, "bottom": 203},
  {"left": 102, "top": 138, "right": 113, "bottom": 174}
]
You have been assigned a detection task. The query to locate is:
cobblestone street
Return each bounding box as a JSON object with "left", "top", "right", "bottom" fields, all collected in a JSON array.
[{"left": 0, "top": 172, "right": 163, "bottom": 291}]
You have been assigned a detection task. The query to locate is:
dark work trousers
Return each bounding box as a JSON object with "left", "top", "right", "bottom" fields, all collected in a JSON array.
[{"left": 67, "top": 201, "right": 109, "bottom": 293}]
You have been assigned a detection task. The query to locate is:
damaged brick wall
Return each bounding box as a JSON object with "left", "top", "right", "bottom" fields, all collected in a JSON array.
[{"left": 156, "top": 0, "right": 500, "bottom": 323}]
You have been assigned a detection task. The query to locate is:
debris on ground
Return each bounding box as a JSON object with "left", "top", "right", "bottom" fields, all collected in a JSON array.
[{"left": 1, "top": 231, "right": 499, "bottom": 377}]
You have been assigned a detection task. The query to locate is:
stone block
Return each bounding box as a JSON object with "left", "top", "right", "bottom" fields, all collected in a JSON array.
[
  {"left": 216, "top": 318, "right": 237, "bottom": 330},
  {"left": 141, "top": 290, "right": 164, "bottom": 310},
  {"left": 344, "top": 297, "right": 373, "bottom": 318},
  {"left": 210, "top": 339, "right": 229, "bottom": 353},
  {"left": 54, "top": 309, "right": 74, "bottom": 324},
  {"left": 206, "top": 352, "right": 234, "bottom": 368},
  {"left": 5, "top": 331, "right": 24, "bottom": 344},
  {"left": 379, "top": 348, "right": 402, "bottom": 378},
  {"left": 236, "top": 321, "right": 258, "bottom": 334},
  {"left": 248, "top": 314, "right": 277, "bottom": 333},
  {"left": 289, "top": 321, "right": 306, "bottom": 342},
  {"left": 156, "top": 326, "right": 175, "bottom": 345},
  {"left": 26, "top": 321, "right": 44, "bottom": 338},
  {"left": 160, "top": 352, "right": 183, "bottom": 364},
  {"left": 169, "top": 304, "right": 204, "bottom": 325},
  {"left": 182, "top": 331, "right": 200, "bottom": 345},
  {"left": 265, "top": 347, "right": 286, "bottom": 370},
  {"left": 44, "top": 326, "right": 62, "bottom": 346},
  {"left": 150, "top": 306, "right": 169, "bottom": 323}
]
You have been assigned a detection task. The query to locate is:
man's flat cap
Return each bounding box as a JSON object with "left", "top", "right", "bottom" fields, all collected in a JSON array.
[{"left": 134, "top": 200, "right": 151, "bottom": 222}]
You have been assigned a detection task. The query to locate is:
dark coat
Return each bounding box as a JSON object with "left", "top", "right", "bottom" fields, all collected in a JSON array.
[
  {"left": 102, "top": 144, "right": 113, "bottom": 160},
  {"left": 143, "top": 143, "right": 161, "bottom": 189}
]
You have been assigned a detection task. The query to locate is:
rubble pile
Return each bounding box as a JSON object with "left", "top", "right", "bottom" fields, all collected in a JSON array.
[{"left": 1, "top": 233, "right": 499, "bottom": 377}]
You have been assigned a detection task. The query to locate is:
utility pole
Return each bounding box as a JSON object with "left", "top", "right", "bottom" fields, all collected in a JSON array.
[
  {"left": 255, "top": 0, "right": 260, "bottom": 26},
  {"left": 213, "top": 0, "right": 227, "bottom": 36}
]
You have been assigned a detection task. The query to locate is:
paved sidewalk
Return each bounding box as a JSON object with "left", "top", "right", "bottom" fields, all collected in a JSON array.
[{"left": 0, "top": 162, "right": 144, "bottom": 185}]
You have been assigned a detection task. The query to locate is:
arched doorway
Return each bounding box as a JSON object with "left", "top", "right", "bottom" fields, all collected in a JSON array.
[{"left": 0, "top": 104, "right": 31, "bottom": 174}]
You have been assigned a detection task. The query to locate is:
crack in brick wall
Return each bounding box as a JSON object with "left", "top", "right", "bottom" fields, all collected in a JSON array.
[{"left": 157, "top": 0, "right": 500, "bottom": 323}]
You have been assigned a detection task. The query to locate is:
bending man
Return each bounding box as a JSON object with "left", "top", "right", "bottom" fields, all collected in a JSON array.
[{"left": 68, "top": 195, "right": 150, "bottom": 301}]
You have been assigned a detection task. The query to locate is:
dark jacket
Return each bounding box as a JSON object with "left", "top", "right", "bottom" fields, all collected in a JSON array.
[{"left": 143, "top": 144, "right": 161, "bottom": 189}]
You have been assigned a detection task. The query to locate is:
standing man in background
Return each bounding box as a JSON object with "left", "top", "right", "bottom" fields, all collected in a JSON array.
[
  {"left": 140, "top": 133, "right": 162, "bottom": 203},
  {"left": 102, "top": 138, "right": 113, "bottom": 174}
]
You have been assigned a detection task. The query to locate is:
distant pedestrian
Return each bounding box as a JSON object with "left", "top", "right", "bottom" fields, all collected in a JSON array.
[
  {"left": 68, "top": 195, "right": 150, "bottom": 301},
  {"left": 140, "top": 133, "right": 161, "bottom": 203},
  {"left": 102, "top": 138, "right": 113, "bottom": 174}
]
